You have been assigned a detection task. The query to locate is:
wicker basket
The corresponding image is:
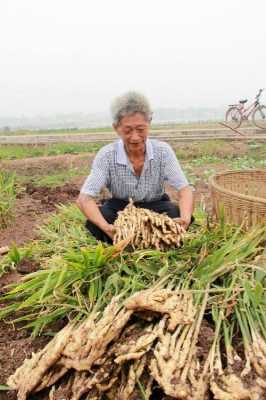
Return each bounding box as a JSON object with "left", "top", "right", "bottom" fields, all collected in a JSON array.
[{"left": 209, "top": 169, "right": 266, "bottom": 229}]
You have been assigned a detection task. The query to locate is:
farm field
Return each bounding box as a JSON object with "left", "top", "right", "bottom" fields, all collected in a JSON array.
[
  {"left": 0, "top": 139, "right": 265, "bottom": 249},
  {"left": 0, "top": 137, "right": 265, "bottom": 399},
  {"left": 0, "top": 121, "right": 230, "bottom": 136}
]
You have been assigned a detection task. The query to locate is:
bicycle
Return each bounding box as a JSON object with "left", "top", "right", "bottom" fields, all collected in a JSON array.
[{"left": 225, "top": 88, "right": 266, "bottom": 129}]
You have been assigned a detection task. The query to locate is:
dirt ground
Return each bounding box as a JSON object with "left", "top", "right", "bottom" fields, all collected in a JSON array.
[
  {"left": 0, "top": 182, "right": 81, "bottom": 248},
  {"left": 0, "top": 151, "right": 244, "bottom": 398}
]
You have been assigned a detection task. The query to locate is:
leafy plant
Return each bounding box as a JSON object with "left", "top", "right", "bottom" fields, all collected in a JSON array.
[
  {"left": 1, "top": 203, "right": 265, "bottom": 336},
  {"left": 0, "top": 172, "right": 17, "bottom": 228},
  {"left": 0, "top": 384, "right": 10, "bottom": 391}
]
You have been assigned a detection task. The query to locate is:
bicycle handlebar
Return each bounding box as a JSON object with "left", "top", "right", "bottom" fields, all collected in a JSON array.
[{"left": 255, "top": 88, "right": 264, "bottom": 99}]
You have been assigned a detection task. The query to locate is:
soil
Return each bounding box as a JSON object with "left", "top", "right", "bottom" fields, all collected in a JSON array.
[
  {"left": 197, "top": 320, "right": 215, "bottom": 361},
  {"left": 25, "top": 182, "right": 80, "bottom": 211},
  {"left": 0, "top": 270, "right": 22, "bottom": 295},
  {"left": 0, "top": 336, "right": 50, "bottom": 400},
  {"left": 16, "top": 258, "right": 40, "bottom": 275},
  {"left": 0, "top": 182, "right": 81, "bottom": 248}
]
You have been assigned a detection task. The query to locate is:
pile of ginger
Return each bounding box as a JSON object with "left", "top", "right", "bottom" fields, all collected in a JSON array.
[{"left": 113, "top": 200, "right": 185, "bottom": 250}]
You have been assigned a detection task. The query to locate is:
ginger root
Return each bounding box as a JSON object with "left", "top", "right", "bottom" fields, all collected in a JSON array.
[{"left": 113, "top": 199, "right": 185, "bottom": 250}]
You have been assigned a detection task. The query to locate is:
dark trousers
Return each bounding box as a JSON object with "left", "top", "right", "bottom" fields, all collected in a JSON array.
[{"left": 85, "top": 194, "right": 181, "bottom": 244}]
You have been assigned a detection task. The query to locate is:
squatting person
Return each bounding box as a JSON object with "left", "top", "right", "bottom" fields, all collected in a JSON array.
[{"left": 77, "top": 91, "right": 194, "bottom": 243}]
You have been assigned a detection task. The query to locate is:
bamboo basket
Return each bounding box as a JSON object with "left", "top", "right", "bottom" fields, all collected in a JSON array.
[{"left": 209, "top": 169, "right": 266, "bottom": 230}]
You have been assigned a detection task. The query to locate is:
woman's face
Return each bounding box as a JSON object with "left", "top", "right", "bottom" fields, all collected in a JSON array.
[{"left": 114, "top": 113, "right": 150, "bottom": 153}]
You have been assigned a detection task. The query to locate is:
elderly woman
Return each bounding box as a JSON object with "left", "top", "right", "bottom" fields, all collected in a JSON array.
[{"left": 77, "top": 92, "right": 194, "bottom": 243}]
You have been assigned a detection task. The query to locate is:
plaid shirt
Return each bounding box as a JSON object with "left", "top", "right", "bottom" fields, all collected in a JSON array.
[{"left": 80, "top": 139, "right": 189, "bottom": 202}]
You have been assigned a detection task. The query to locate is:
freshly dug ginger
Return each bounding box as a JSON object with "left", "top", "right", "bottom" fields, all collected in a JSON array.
[{"left": 113, "top": 199, "right": 185, "bottom": 250}]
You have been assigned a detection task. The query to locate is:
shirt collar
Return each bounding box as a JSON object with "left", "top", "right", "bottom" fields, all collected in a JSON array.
[{"left": 116, "top": 139, "right": 154, "bottom": 165}]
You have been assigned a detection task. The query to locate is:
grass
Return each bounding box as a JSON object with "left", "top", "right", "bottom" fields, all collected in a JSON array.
[
  {"left": 0, "top": 143, "right": 104, "bottom": 160},
  {"left": 20, "top": 166, "right": 88, "bottom": 187}
]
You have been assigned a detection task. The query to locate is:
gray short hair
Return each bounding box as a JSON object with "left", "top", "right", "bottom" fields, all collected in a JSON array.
[{"left": 111, "top": 91, "right": 152, "bottom": 125}]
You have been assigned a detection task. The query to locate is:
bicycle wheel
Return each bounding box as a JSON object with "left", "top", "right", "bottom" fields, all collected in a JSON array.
[
  {"left": 252, "top": 105, "right": 266, "bottom": 129},
  {"left": 225, "top": 107, "right": 242, "bottom": 129}
]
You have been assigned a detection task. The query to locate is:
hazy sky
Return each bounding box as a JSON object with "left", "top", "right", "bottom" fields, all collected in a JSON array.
[{"left": 1, "top": 0, "right": 265, "bottom": 117}]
